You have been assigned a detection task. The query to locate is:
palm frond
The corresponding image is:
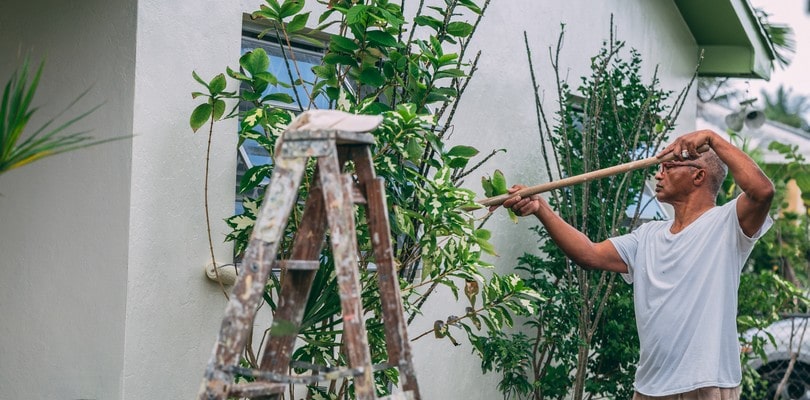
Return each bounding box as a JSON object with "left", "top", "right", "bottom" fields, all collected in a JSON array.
[
  {"left": 755, "top": 8, "right": 797, "bottom": 70},
  {"left": 0, "top": 56, "right": 127, "bottom": 175}
]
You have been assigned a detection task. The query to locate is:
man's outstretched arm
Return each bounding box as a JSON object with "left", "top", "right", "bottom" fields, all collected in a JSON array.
[{"left": 498, "top": 186, "right": 628, "bottom": 273}]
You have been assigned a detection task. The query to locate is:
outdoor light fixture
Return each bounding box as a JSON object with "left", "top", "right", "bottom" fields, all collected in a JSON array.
[{"left": 724, "top": 98, "right": 766, "bottom": 131}]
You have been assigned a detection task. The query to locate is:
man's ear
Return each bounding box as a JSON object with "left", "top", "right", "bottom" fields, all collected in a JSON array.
[{"left": 693, "top": 169, "right": 707, "bottom": 186}]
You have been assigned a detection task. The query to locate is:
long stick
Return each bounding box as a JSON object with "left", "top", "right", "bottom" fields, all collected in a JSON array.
[{"left": 471, "top": 144, "right": 709, "bottom": 210}]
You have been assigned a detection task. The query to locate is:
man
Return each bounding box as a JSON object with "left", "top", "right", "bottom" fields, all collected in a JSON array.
[{"left": 497, "top": 129, "right": 774, "bottom": 400}]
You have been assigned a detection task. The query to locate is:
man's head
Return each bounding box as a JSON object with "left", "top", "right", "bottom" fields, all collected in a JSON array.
[{"left": 654, "top": 149, "right": 727, "bottom": 202}]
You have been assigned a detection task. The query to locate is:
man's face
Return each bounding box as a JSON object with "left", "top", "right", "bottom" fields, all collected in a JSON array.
[{"left": 654, "top": 161, "right": 704, "bottom": 203}]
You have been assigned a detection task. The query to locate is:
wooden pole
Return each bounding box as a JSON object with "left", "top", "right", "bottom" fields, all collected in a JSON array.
[{"left": 471, "top": 144, "right": 710, "bottom": 210}]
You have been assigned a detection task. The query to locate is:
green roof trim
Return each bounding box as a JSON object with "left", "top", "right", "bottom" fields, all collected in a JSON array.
[{"left": 674, "top": 0, "right": 775, "bottom": 80}]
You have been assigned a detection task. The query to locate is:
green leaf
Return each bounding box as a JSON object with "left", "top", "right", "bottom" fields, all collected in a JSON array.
[
  {"left": 240, "top": 48, "right": 269, "bottom": 76},
  {"left": 475, "top": 229, "right": 491, "bottom": 240},
  {"left": 447, "top": 157, "right": 470, "bottom": 169},
  {"left": 507, "top": 209, "right": 518, "bottom": 224},
  {"left": 366, "top": 30, "right": 398, "bottom": 48},
  {"left": 447, "top": 145, "right": 479, "bottom": 158},
  {"left": 406, "top": 137, "right": 423, "bottom": 162},
  {"left": 278, "top": 0, "right": 305, "bottom": 19},
  {"left": 192, "top": 71, "right": 209, "bottom": 89},
  {"left": 324, "top": 53, "right": 359, "bottom": 68},
  {"left": 212, "top": 99, "right": 226, "bottom": 121},
  {"left": 330, "top": 35, "right": 360, "bottom": 53},
  {"left": 346, "top": 4, "right": 368, "bottom": 25},
  {"left": 446, "top": 21, "right": 474, "bottom": 38},
  {"left": 359, "top": 68, "right": 385, "bottom": 86},
  {"left": 241, "top": 90, "right": 262, "bottom": 102},
  {"left": 226, "top": 66, "right": 250, "bottom": 81},
  {"left": 481, "top": 176, "right": 495, "bottom": 197},
  {"left": 414, "top": 15, "right": 442, "bottom": 30},
  {"left": 435, "top": 68, "right": 467, "bottom": 80},
  {"left": 437, "top": 53, "right": 459, "bottom": 66},
  {"left": 260, "top": 92, "right": 294, "bottom": 104},
  {"left": 286, "top": 12, "right": 310, "bottom": 33},
  {"left": 190, "top": 103, "right": 212, "bottom": 132},
  {"left": 240, "top": 164, "right": 273, "bottom": 193},
  {"left": 491, "top": 169, "right": 508, "bottom": 194},
  {"left": 254, "top": 72, "right": 279, "bottom": 86},
  {"left": 312, "top": 65, "right": 336, "bottom": 82},
  {"left": 458, "top": 0, "right": 482, "bottom": 14},
  {"left": 209, "top": 73, "right": 227, "bottom": 95}
]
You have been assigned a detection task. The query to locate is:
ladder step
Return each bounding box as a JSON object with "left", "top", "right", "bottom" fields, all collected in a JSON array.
[
  {"left": 278, "top": 260, "right": 321, "bottom": 270},
  {"left": 351, "top": 182, "right": 367, "bottom": 204},
  {"left": 228, "top": 381, "right": 286, "bottom": 397}
]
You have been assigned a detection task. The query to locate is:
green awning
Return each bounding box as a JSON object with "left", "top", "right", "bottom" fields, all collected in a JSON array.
[{"left": 675, "top": 0, "right": 775, "bottom": 79}]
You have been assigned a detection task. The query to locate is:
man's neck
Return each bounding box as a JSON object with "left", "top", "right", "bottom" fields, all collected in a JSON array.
[{"left": 668, "top": 195, "right": 716, "bottom": 234}]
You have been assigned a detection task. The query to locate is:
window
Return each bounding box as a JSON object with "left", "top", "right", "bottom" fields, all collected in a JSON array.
[{"left": 235, "top": 29, "right": 328, "bottom": 214}]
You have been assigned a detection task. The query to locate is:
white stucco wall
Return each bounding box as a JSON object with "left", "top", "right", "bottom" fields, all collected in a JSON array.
[
  {"left": 0, "top": 1, "right": 136, "bottom": 399},
  {"left": 0, "top": 1, "right": 700, "bottom": 399},
  {"left": 120, "top": 1, "right": 242, "bottom": 399}
]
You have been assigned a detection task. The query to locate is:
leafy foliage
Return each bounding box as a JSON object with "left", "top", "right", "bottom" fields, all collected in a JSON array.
[
  {"left": 754, "top": 7, "right": 796, "bottom": 70},
  {"left": 759, "top": 85, "right": 810, "bottom": 132},
  {"left": 190, "top": 0, "right": 542, "bottom": 397}
]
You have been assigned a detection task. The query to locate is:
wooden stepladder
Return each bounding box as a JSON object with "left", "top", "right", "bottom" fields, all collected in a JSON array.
[{"left": 198, "top": 110, "right": 421, "bottom": 400}]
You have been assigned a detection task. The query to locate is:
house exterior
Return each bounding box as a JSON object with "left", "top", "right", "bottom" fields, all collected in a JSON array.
[{"left": 0, "top": 1, "right": 773, "bottom": 399}]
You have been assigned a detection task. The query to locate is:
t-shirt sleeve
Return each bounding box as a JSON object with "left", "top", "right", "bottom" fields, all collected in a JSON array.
[
  {"left": 727, "top": 196, "right": 774, "bottom": 253},
  {"left": 608, "top": 230, "right": 639, "bottom": 284}
]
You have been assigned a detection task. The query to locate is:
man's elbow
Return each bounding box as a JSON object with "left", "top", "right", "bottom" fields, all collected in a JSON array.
[
  {"left": 753, "top": 179, "right": 775, "bottom": 205},
  {"left": 579, "top": 262, "right": 597, "bottom": 271}
]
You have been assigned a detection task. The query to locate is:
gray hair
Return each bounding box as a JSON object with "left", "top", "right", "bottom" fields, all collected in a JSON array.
[{"left": 700, "top": 149, "right": 728, "bottom": 195}]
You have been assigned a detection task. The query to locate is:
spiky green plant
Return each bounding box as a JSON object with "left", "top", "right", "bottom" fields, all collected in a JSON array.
[{"left": 1, "top": 57, "right": 119, "bottom": 176}]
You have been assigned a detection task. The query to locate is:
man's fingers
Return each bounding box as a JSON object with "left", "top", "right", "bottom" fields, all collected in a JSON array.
[{"left": 502, "top": 194, "right": 521, "bottom": 208}]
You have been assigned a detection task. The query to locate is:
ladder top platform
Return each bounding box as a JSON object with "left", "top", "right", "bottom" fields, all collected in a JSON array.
[{"left": 284, "top": 110, "right": 381, "bottom": 144}]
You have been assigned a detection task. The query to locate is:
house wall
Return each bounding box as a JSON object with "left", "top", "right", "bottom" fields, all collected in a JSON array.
[
  {"left": 119, "top": 1, "right": 242, "bottom": 399},
  {"left": 0, "top": 1, "right": 137, "bottom": 399},
  {"left": 0, "top": 1, "right": 698, "bottom": 399}
]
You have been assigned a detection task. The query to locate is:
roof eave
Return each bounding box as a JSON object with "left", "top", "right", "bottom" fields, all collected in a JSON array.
[{"left": 675, "top": 0, "right": 775, "bottom": 80}]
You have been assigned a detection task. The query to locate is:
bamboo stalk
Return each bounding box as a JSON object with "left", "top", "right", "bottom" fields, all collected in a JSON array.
[{"left": 469, "top": 144, "right": 709, "bottom": 210}]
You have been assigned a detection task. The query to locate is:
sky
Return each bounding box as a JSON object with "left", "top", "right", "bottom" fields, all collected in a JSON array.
[{"left": 745, "top": 0, "right": 810, "bottom": 102}]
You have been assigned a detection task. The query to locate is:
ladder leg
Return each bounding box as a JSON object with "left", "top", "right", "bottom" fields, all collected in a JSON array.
[
  {"left": 353, "top": 147, "right": 421, "bottom": 399},
  {"left": 198, "top": 155, "right": 307, "bottom": 400},
  {"left": 319, "top": 148, "right": 376, "bottom": 400},
  {"left": 256, "top": 170, "right": 328, "bottom": 399}
]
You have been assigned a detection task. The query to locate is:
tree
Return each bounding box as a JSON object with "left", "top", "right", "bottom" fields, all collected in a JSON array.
[{"left": 760, "top": 85, "right": 810, "bottom": 131}]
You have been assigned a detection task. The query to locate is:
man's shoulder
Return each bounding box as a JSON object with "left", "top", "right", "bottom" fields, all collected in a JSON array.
[{"left": 633, "top": 219, "right": 669, "bottom": 233}]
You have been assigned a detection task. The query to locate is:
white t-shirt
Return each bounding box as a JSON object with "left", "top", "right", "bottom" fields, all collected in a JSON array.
[{"left": 608, "top": 197, "right": 772, "bottom": 396}]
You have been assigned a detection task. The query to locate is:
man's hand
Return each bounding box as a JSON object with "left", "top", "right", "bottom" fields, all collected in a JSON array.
[
  {"left": 656, "top": 129, "right": 715, "bottom": 161},
  {"left": 489, "top": 184, "right": 547, "bottom": 217}
]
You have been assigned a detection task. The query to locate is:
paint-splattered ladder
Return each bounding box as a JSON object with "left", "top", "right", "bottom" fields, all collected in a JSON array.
[{"left": 197, "top": 110, "right": 420, "bottom": 400}]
